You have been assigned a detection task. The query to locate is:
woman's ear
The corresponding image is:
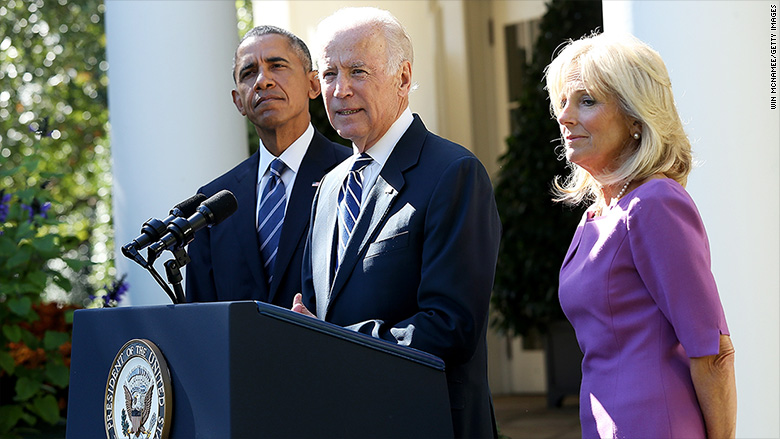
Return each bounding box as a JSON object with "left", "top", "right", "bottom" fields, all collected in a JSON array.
[{"left": 630, "top": 119, "right": 643, "bottom": 138}]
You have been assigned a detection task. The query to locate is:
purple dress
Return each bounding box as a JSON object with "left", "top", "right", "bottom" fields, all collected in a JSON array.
[{"left": 559, "top": 179, "right": 729, "bottom": 439}]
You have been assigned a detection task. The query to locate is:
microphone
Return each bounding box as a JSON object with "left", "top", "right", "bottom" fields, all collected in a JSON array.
[
  {"left": 147, "top": 190, "right": 238, "bottom": 262},
  {"left": 121, "top": 193, "right": 207, "bottom": 256}
]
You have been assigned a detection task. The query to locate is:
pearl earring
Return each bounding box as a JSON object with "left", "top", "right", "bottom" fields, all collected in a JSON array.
[{"left": 632, "top": 132, "right": 640, "bottom": 140}]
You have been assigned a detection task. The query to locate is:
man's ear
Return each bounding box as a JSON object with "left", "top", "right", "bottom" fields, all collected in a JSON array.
[
  {"left": 231, "top": 89, "right": 246, "bottom": 116},
  {"left": 308, "top": 70, "right": 321, "bottom": 99},
  {"left": 397, "top": 60, "right": 412, "bottom": 97}
]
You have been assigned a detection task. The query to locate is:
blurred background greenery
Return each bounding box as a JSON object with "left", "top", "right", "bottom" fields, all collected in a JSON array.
[{"left": 1, "top": 0, "right": 113, "bottom": 435}]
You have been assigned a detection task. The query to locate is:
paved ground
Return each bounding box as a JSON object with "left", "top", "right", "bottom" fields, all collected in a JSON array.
[
  {"left": 33, "top": 393, "right": 577, "bottom": 439},
  {"left": 494, "top": 394, "right": 581, "bottom": 439}
]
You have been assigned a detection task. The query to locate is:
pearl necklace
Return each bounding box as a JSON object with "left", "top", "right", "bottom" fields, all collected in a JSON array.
[
  {"left": 594, "top": 178, "right": 634, "bottom": 217},
  {"left": 615, "top": 178, "right": 633, "bottom": 200}
]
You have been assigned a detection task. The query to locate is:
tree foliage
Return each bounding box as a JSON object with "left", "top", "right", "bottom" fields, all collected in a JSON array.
[
  {"left": 1, "top": 0, "right": 114, "bottom": 434},
  {"left": 0, "top": 158, "right": 84, "bottom": 434},
  {"left": 1, "top": 0, "right": 113, "bottom": 301},
  {"left": 491, "top": 0, "right": 602, "bottom": 340}
]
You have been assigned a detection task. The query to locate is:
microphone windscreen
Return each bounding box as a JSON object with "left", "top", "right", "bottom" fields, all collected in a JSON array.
[
  {"left": 173, "top": 193, "right": 207, "bottom": 217},
  {"left": 202, "top": 190, "right": 238, "bottom": 225}
]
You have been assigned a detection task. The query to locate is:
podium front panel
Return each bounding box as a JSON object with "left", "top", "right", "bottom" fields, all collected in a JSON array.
[{"left": 66, "top": 301, "right": 453, "bottom": 438}]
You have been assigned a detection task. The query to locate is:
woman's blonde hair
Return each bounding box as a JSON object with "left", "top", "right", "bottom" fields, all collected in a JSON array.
[{"left": 545, "top": 32, "right": 692, "bottom": 206}]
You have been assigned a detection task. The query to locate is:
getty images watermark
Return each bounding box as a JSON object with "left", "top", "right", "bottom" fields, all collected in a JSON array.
[{"left": 772, "top": 3, "right": 778, "bottom": 109}]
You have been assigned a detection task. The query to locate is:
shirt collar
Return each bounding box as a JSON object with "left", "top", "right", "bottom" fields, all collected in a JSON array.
[
  {"left": 258, "top": 123, "right": 314, "bottom": 180},
  {"left": 354, "top": 108, "right": 413, "bottom": 165}
]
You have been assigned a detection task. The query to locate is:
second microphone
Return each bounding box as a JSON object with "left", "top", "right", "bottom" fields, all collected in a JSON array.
[{"left": 148, "top": 190, "right": 238, "bottom": 263}]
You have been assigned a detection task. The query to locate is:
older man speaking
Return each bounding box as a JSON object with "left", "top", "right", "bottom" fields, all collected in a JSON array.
[{"left": 292, "top": 8, "right": 501, "bottom": 438}]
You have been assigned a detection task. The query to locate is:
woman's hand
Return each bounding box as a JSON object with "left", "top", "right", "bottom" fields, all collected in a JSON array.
[{"left": 690, "top": 334, "right": 737, "bottom": 438}]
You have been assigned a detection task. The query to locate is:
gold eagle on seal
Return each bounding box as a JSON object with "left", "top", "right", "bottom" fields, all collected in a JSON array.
[{"left": 124, "top": 383, "right": 153, "bottom": 437}]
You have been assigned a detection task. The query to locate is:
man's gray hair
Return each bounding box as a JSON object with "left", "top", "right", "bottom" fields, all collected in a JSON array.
[{"left": 314, "top": 7, "right": 413, "bottom": 75}]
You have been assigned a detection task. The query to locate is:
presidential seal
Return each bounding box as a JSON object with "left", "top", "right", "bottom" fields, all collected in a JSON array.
[{"left": 104, "top": 339, "right": 172, "bottom": 439}]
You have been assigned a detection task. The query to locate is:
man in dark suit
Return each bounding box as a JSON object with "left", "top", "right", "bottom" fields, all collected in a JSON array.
[
  {"left": 186, "top": 26, "right": 350, "bottom": 307},
  {"left": 291, "top": 8, "right": 501, "bottom": 439}
]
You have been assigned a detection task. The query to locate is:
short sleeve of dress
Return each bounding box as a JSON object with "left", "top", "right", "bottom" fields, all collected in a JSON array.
[{"left": 626, "top": 180, "right": 729, "bottom": 358}]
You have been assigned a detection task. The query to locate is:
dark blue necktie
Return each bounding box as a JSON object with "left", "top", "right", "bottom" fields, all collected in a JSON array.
[
  {"left": 337, "top": 153, "right": 373, "bottom": 267},
  {"left": 257, "top": 158, "right": 287, "bottom": 284}
]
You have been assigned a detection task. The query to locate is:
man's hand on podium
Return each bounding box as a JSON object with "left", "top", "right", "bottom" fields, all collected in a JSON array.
[{"left": 291, "top": 293, "right": 316, "bottom": 318}]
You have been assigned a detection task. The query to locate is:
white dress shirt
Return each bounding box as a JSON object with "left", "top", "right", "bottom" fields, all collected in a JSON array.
[
  {"left": 255, "top": 123, "right": 314, "bottom": 228},
  {"left": 351, "top": 108, "right": 414, "bottom": 202}
]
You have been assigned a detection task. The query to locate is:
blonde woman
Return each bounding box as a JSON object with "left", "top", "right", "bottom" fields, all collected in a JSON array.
[{"left": 547, "top": 33, "right": 736, "bottom": 438}]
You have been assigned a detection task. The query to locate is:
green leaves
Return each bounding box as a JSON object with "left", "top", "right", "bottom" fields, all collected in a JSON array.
[
  {"left": 7, "top": 296, "right": 32, "bottom": 317},
  {"left": 15, "top": 377, "right": 40, "bottom": 401},
  {"left": 45, "top": 361, "right": 70, "bottom": 388},
  {"left": 0, "top": 395, "right": 61, "bottom": 430},
  {"left": 0, "top": 164, "right": 82, "bottom": 435},
  {"left": 32, "top": 395, "right": 61, "bottom": 425},
  {"left": 1, "top": 0, "right": 113, "bottom": 301},
  {"left": 5, "top": 241, "right": 32, "bottom": 270},
  {"left": 43, "top": 330, "right": 69, "bottom": 351},
  {"left": 30, "top": 234, "right": 58, "bottom": 255},
  {"left": 0, "top": 405, "right": 26, "bottom": 433},
  {"left": 0, "top": 350, "right": 15, "bottom": 374},
  {"left": 1, "top": 1, "right": 111, "bottom": 433},
  {"left": 63, "top": 257, "right": 91, "bottom": 271},
  {"left": 3, "top": 324, "right": 23, "bottom": 343}
]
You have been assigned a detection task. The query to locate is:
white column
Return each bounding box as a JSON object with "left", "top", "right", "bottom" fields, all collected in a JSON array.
[
  {"left": 105, "top": 1, "right": 248, "bottom": 306},
  {"left": 250, "top": 0, "right": 291, "bottom": 28},
  {"left": 604, "top": 2, "right": 780, "bottom": 437}
]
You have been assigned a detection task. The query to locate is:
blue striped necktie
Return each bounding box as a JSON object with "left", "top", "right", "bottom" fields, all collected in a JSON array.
[
  {"left": 257, "top": 158, "right": 287, "bottom": 284},
  {"left": 337, "top": 153, "right": 373, "bottom": 267}
]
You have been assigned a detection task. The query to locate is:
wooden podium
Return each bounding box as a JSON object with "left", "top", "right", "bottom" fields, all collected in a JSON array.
[{"left": 66, "top": 301, "right": 453, "bottom": 438}]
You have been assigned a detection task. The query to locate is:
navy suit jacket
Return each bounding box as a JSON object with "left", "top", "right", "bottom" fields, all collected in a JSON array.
[
  {"left": 186, "top": 129, "right": 350, "bottom": 307},
  {"left": 302, "top": 115, "right": 501, "bottom": 439}
]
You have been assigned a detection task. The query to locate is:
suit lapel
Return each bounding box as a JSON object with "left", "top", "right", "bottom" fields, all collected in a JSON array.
[
  {"left": 314, "top": 163, "right": 346, "bottom": 319},
  {"left": 325, "top": 116, "right": 426, "bottom": 316},
  {"left": 355, "top": 175, "right": 401, "bottom": 258},
  {"left": 328, "top": 175, "right": 400, "bottom": 300},
  {"left": 232, "top": 152, "right": 271, "bottom": 298},
  {"left": 269, "top": 132, "right": 340, "bottom": 302}
]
